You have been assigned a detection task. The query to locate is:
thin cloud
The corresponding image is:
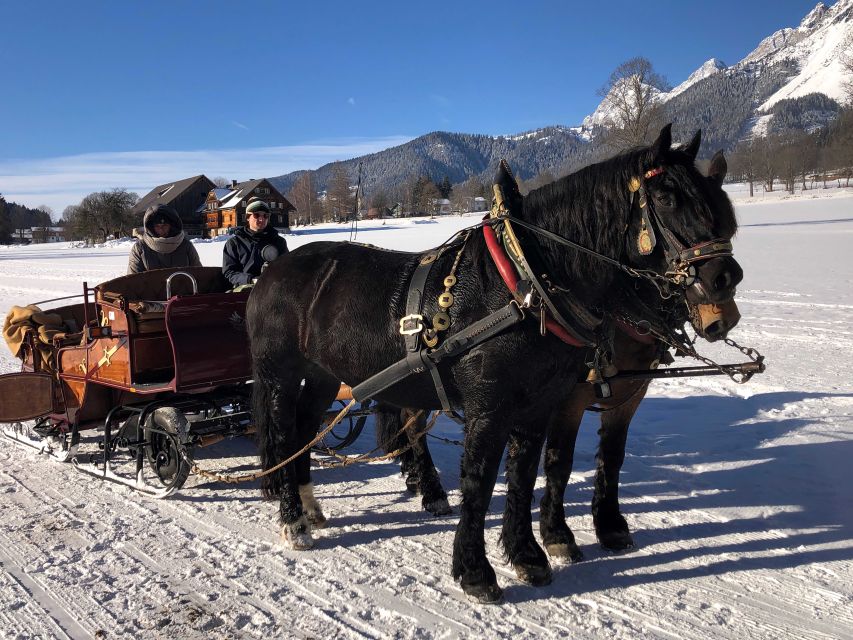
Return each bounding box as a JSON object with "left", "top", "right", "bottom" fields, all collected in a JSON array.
[
  {"left": 347, "top": 97, "right": 356, "bottom": 106},
  {"left": 0, "top": 137, "right": 413, "bottom": 213},
  {"left": 430, "top": 94, "right": 451, "bottom": 108},
  {"left": 232, "top": 120, "right": 249, "bottom": 130}
]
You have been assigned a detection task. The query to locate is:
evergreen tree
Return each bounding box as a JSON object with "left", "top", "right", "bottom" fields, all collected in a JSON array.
[
  {"left": 0, "top": 195, "right": 12, "bottom": 244},
  {"left": 438, "top": 175, "right": 452, "bottom": 199}
]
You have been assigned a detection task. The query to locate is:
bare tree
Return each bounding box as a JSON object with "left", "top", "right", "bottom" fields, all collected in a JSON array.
[
  {"left": 287, "top": 172, "right": 321, "bottom": 225},
  {"left": 597, "top": 57, "right": 670, "bottom": 149},
  {"left": 211, "top": 176, "right": 231, "bottom": 188},
  {"left": 367, "top": 187, "right": 390, "bottom": 217},
  {"left": 451, "top": 176, "right": 488, "bottom": 213},
  {"left": 325, "top": 163, "right": 354, "bottom": 222},
  {"left": 67, "top": 189, "right": 139, "bottom": 242}
]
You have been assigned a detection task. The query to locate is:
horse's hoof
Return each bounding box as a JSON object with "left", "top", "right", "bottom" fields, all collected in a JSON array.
[
  {"left": 424, "top": 497, "right": 452, "bottom": 516},
  {"left": 598, "top": 531, "right": 635, "bottom": 552},
  {"left": 281, "top": 518, "right": 314, "bottom": 550},
  {"left": 405, "top": 475, "right": 421, "bottom": 495},
  {"left": 514, "top": 562, "right": 553, "bottom": 586},
  {"left": 307, "top": 511, "right": 328, "bottom": 530},
  {"left": 545, "top": 542, "right": 584, "bottom": 563},
  {"left": 462, "top": 582, "right": 504, "bottom": 604}
]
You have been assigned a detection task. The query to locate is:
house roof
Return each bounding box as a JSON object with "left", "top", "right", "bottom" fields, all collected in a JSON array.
[
  {"left": 212, "top": 178, "right": 295, "bottom": 212},
  {"left": 132, "top": 174, "right": 215, "bottom": 215}
]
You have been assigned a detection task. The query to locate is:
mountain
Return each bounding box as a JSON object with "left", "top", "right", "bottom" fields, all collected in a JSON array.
[
  {"left": 270, "top": 127, "right": 592, "bottom": 197},
  {"left": 271, "top": 0, "right": 853, "bottom": 195}
]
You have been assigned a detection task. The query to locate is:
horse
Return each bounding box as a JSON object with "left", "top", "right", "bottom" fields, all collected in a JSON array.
[
  {"left": 247, "top": 124, "right": 742, "bottom": 603},
  {"left": 377, "top": 150, "right": 741, "bottom": 564}
]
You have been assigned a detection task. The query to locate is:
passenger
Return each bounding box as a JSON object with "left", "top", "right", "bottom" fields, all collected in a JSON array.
[
  {"left": 127, "top": 203, "right": 202, "bottom": 274},
  {"left": 222, "top": 197, "right": 288, "bottom": 288}
]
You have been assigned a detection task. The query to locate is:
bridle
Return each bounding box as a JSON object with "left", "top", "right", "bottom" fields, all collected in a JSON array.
[{"left": 629, "top": 166, "right": 734, "bottom": 295}]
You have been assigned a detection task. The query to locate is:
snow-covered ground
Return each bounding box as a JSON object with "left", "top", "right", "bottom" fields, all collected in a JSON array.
[{"left": 0, "top": 185, "right": 851, "bottom": 639}]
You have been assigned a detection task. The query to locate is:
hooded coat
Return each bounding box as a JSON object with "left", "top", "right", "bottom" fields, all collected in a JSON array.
[
  {"left": 127, "top": 205, "right": 202, "bottom": 274},
  {"left": 222, "top": 225, "right": 288, "bottom": 287}
]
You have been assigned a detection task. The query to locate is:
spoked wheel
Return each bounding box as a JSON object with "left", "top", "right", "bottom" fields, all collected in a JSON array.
[{"left": 143, "top": 408, "right": 192, "bottom": 491}]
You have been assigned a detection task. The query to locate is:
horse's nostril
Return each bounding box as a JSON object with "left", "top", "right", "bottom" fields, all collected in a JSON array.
[
  {"left": 705, "top": 320, "right": 721, "bottom": 336},
  {"left": 714, "top": 271, "right": 732, "bottom": 292}
]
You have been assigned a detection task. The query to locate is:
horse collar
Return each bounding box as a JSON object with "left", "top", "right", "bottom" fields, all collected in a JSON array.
[{"left": 483, "top": 209, "right": 599, "bottom": 349}]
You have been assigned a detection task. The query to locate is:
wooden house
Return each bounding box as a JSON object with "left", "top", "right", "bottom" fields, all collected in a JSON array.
[{"left": 203, "top": 179, "right": 294, "bottom": 238}]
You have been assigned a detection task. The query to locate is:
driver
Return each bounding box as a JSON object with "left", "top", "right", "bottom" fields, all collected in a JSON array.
[{"left": 222, "top": 197, "right": 289, "bottom": 288}]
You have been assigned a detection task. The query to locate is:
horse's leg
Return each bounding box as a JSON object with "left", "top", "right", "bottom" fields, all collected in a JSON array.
[
  {"left": 375, "top": 405, "right": 418, "bottom": 492},
  {"left": 452, "top": 411, "right": 510, "bottom": 604},
  {"left": 539, "top": 396, "right": 587, "bottom": 563},
  {"left": 502, "top": 426, "right": 551, "bottom": 585},
  {"left": 402, "top": 410, "right": 451, "bottom": 515},
  {"left": 294, "top": 368, "right": 341, "bottom": 533},
  {"left": 253, "top": 358, "right": 312, "bottom": 549},
  {"left": 592, "top": 380, "right": 649, "bottom": 551},
  {"left": 375, "top": 406, "right": 450, "bottom": 516}
]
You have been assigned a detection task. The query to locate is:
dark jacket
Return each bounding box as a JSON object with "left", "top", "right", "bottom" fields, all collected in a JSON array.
[
  {"left": 222, "top": 225, "right": 288, "bottom": 287},
  {"left": 127, "top": 205, "right": 201, "bottom": 274}
]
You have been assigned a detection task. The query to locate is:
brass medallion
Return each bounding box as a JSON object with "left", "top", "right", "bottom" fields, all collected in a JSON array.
[{"left": 432, "top": 312, "right": 451, "bottom": 331}]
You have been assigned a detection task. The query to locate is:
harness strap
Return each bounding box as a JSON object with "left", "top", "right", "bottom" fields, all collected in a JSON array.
[
  {"left": 401, "top": 252, "right": 440, "bottom": 352},
  {"left": 351, "top": 302, "right": 524, "bottom": 403},
  {"left": 405, "top": 348, "right": 451, "bottom": 410}
]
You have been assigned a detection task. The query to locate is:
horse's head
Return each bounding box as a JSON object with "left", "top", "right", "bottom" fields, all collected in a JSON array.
[{"left": 624, "top": 125, "right": 742, "bottom": 339}]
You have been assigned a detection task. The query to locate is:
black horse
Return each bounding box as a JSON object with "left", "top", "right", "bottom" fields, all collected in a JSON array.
[
  {"left": 247, "top": 125, "right": 741, "bottom": 603},
  {"left": 378, "top": 149, "right": 741, "bottom": 563}
]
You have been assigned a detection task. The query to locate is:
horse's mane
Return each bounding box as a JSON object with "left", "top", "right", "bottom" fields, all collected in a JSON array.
[{"left": 518, "top": 146, "right": 652, "bottom": 293}]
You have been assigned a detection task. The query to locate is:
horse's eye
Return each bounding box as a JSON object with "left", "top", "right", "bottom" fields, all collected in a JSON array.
[{"left": 655, "top": 192, "right": 676, "bottom": 208}]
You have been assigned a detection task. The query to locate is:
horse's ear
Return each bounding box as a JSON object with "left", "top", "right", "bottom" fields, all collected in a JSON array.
[
  {"left": 684, "top": 130, "right": 701, "bottom": 161},
  {"left": 708, "top": 150, "right": 727, "bottom": 187},
  {"left": 651, "top": 124, "right": 673, "bottom": 158},
  {"left": 495, "top": 159, "right": 523, "bottom": 210}
]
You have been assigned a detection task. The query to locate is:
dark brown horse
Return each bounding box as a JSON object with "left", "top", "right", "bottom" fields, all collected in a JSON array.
[{"left": 247, "top": 125, "right": 741, "bottom": 603}]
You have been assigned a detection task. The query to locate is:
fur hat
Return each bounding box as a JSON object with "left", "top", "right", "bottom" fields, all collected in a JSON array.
[{"left": 246, "top": 197, "right": 271, "bottom": 215}]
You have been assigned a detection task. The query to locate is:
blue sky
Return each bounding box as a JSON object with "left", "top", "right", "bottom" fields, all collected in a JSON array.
[{"left": 0, "top": 0, "right": 826, "bottom": 213}]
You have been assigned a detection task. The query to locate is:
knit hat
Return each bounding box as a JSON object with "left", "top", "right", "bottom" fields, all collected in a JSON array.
[{"left": 246, "top": 197, "right": 271, "bottom": 215}]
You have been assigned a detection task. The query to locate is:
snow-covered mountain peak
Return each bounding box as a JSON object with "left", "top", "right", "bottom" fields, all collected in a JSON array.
[
  {"left": 668, "top": 58, "right": 727, "bottom": 98},
  {"left": 800, "top": 3, "right": 828, "bottom": 29}
]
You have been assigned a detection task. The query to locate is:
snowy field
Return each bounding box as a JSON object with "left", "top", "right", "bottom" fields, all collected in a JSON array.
[{"left": 0, "top": 185, "right": 851, "bottom": 639}]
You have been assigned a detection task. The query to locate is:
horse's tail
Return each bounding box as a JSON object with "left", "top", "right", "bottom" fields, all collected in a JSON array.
[{"left": 252, "top": 368, "right": 282, "bottom": 499}]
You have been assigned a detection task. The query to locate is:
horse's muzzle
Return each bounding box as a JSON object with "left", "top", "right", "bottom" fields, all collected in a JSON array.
[
  {"left": 686, "top": 256, "right": 743, "bottom": 305},
  {"left": 694, "top": 300, "right": 741, "bottom": 342}
]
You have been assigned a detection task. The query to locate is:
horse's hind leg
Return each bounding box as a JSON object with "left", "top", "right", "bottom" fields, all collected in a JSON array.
[
  {"left": 592, "top": 381, "right": 649, "bottom": 551},
  {"left": 502, "top": 425, "right": 551, "bottom": 586},
  {"left": 253, "top": 359, "right": 313, "bottom": 549},
  {"left": 376, "top": 406, "right": 450, "bottom": 515},
  {"left": 402, "top": 410, "right": 450, "bottom": 515},
  {"left": 294, "top": 367, "right": 341, "bottom": 533},
  {"left": 375, "top": 405, "right": 418, "bottom": 492},
  {"left": 539, "top": 398, "right": 586, "bottom": 563}
]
